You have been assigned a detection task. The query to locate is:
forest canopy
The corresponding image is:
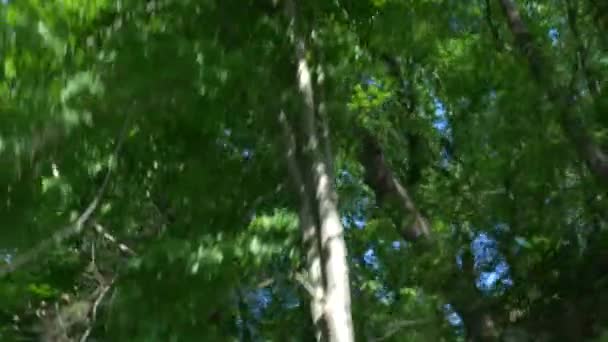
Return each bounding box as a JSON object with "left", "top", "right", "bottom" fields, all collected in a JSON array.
[{"left": 1, "top": 0, "right": 608, "bottom": 341}]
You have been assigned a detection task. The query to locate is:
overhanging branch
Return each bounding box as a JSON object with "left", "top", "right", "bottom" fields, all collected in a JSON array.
[{"left": 0, "top": 114, "right": 132, "bottom": 278}]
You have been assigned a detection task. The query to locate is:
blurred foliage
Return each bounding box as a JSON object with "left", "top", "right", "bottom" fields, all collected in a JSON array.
[{"left": 0, "top": 0, "right": 608, "bottom": 341}]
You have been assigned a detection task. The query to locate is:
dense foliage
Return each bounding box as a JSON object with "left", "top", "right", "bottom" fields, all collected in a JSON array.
[{"left": 1, "top": 0, "right": 608, "bottom": 341}]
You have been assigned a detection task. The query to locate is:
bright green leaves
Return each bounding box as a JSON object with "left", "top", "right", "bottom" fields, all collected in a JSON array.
[
  {"left": 60, "top": 70, "right": 103, "bottom": 127},
  {"left": 36, "top": 21, "right": 66, "bottom": 57},
  {"left": 249, "top": 210, "right": 298, "bottom": 232},
  {"left": 370, "top": 0, "right": 387, "bottom": 8},
  {"left": 190, "top": 238, "right": 225, "bottom": 274},
  {"left": 361, "top": 278, "right": 383, "bottom": 293},
  {"left": 41, "top": 171, "right": 73, "bottom": 209},
  {"left": 361, "top": 217, "right": 397, "bottom": 241},
  {"left": 3, "top": 57, "right": 17, "bottom": 80},
  {"left": 27, "top": 282, "right": 58, "bottom": 298},
  {"left": 59, "top": 0, "right": 111, "bottom": 22},
  {"left": 435, "top": 35, "right": 478, "bottom": 70},
  {"left": 348, "top": 82, "right": 394, "bottom": 114},
  {"left": 5, "top": 5, "right": 25, "bottom": 26},
  {"left": 108, "top": 206, "right": 301, "bottom": 340},
  {"left": 238, "top": 209, "right": 299, "bottom": 267},
  {"left": 599, "top": 54, "right": 608, "bottom": 68},
  {"left": 61, "top": 71, "right": 103, "bottom": 103}
]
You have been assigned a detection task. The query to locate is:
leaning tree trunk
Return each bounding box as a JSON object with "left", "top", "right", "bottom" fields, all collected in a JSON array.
[
  {"left": 359, "top": 130, "right": 431, "bottom": 242},
  {"left": 357, "top": 54, "right": 501, "bottom": 341},
  {"left": 358, "top": 130, "right": 500, "bottom": 342},
  {"left": 498, "top": 0, "right": 608, "bottom": 185},
  {"left": 284, "top": 1, "right": 355, "bottom": 341}
]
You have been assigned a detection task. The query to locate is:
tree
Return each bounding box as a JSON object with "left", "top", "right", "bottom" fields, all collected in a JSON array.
[{"left": 1, "top": 0, "right": 608, "bottom": 341}]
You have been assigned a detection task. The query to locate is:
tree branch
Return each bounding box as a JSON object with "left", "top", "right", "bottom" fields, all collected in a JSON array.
[
  {"left": 79, "top": 279, "right": 114, "bottom": 342},
  {"left": 92, "top": 222, "right": 137, "bottom": 257},
  {"left": 498, "top": 0, "right": 608, "bottom": 184},
  {"left": 0, "top": 114, "right": 132, "bottom": 278},
  {"left": 359, "top": 130, "right": 431, "bottom": 241}
]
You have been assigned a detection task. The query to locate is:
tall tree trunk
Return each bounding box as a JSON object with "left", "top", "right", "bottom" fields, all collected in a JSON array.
[
  {"left": 285, "top": 1, "right": 355, "bottom": 341},
  {"left": 279, "top": 111, "right": 327, "bottom": 341},
  {"left": 498, "top": 0, "right": 608, "bottom": 184}
]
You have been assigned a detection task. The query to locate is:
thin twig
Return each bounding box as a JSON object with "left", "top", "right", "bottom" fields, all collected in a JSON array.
[
  {"left": 79, "top": 279, "right": 114, "bottom": 342},
  {"left": 293, "top": 272, "right": 316, "bottom": 298},
  {"left": 369, "top": 319, "right": 432, "bottom": 342},
  {"left": 256, "top": 278, "right": 275, "bottom": 288},
  {"left": 55, "top": 302, "right": 67, "bottom": 336}
]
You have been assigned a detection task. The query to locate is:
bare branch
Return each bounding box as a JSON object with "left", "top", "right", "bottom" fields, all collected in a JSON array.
[
  {"left": 92, "top": 222, "right": 137, "bottom": 256},
  {"left": 79, "top": 279, "right": 114, "bottom": 342},
  {"left": 256, "top": 278, "right": 275, "bottom": 289}
]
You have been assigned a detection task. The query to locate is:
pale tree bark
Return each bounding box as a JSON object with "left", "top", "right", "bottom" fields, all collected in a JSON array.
[
  {"left": 279, "top": 111, "right": 327, "bottom": 341},
  {"left": 498, "top": 0, "right": 608, "bottom": 184},
  {"left": 284, "top": 0, "right": 355, "bottom": 341}
]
